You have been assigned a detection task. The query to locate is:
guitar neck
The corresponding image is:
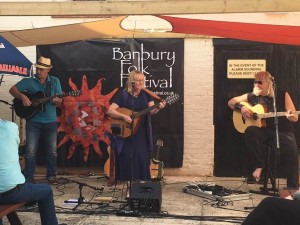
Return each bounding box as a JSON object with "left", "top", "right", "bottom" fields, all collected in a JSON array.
[
  {"left": 155, "top": 146, "right": 162, "bottom": 160},
  {"left": 131, "top": 93, "right": 179, "bottom": 118},
  {"left": 259, "top": 111, "right": 300, "bottom": 119},
  {"left": 39, "top": 92, "right": 77, "bottom": 104}
]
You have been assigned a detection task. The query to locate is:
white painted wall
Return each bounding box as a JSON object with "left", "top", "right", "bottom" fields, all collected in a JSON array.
[{"left": 165, "top": 39, "right": 214, "bottom": 176}]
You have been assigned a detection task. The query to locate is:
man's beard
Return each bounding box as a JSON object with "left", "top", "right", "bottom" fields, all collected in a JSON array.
[{"left": 253, "top": 86, "right": 262, "bottom": 96}]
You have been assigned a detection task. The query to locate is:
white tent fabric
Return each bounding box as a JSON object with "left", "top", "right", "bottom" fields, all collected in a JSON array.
[{"left": 0, "top": 16, "right": 187, "bottom": 47}]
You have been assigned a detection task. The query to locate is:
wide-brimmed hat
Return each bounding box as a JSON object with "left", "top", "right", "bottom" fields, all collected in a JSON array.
[{"left": 34, "top": 56, "right": 53, "bottom": 69}]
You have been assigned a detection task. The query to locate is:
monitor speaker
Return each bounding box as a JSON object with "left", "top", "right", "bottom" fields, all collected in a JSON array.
[{"left": 129, "top": 182, "right": 162, "bottom": 213}]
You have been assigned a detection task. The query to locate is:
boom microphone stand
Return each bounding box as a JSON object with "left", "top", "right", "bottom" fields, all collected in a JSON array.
[
  {"left": 64, "top": 180, "right": 104, "bottom": 211},
  {"left": 271, "top": 77, "right": 280, "bottom": 196},
  {"left": 0, "top": 100, "right": 14, "bottom": 122}
]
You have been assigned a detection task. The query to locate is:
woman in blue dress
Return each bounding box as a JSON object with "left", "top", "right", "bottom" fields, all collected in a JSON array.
[{"left": 107, "top": 70, "right": 166, "bottom": 181}]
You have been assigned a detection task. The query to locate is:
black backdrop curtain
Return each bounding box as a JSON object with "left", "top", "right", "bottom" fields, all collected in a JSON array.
[
  {"left": 214, "top": 38, "right": 300, "bottom": 177},
  {"left": 36, "top": 38, "right": 184, "bottom": 168}
]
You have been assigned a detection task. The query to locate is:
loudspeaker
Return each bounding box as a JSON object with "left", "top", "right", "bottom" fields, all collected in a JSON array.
[{"left": 129, "top": 182, "right": 162, "bottom": 213}]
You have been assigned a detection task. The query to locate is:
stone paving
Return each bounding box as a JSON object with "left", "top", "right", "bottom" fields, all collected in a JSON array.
[{"left": 1, "top": 167, "right": 287, "bottom": 225}]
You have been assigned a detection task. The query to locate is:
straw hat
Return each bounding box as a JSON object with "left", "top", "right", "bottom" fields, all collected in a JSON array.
[{"left": 34, "top": 56, "right": 53, "bottom": 69}]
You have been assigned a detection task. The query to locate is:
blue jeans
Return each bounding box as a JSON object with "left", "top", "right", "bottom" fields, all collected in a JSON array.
[
  {"left": 0, "top": 182, "right": 58, "bottom": 225},
  {"left": 24, "top": 121, "right": 58, "bottom": 179}
]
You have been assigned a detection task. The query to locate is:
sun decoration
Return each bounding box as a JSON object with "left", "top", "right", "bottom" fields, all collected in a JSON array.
[{"left": 57, "top": 75, "right": 118, "bottom": 162}]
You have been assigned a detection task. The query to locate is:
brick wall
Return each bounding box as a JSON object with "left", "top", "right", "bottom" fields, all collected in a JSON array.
[{"left": 164, "top": 38, "right": 214, "bottom": 176}]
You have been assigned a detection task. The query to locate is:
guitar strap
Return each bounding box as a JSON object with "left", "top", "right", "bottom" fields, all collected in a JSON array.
[
  {"left": 121, "top": 88, "right": 161, "bottom": 102},
  {"left": 142, "top": 88, "right": 161, "bottom": 101},
  {"left": 46, "top": 77, "right": 51, "bottom": 97}
]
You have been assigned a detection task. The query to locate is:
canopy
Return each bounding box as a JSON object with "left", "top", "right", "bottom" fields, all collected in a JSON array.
[
  {"left": 0, "top": 16, "right": 190, "bottom": 48},
  {"left": 0, "top": 35, "right": 32, "bottom": 77},
  {"left": 160, "top": 16, "right": 300, "bottom": 46},
  {"left": 2, "top": 15, "right": 300, "bottom": 48},
  {"left": 0, "top": 17, "right": 133, "bottom": 47}
]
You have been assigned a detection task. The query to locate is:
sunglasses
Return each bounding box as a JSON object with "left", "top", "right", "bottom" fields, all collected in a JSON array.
[{"left": 254, "top": 81, "right": 263, "bottom": 85}]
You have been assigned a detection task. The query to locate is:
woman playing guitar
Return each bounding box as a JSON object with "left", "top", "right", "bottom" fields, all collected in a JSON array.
[{"left": 106, "top": 70, "right": 166, "bottom": 182}]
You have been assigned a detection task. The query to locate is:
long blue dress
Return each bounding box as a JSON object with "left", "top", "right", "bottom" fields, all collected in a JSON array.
[{"left": 111, "top": 89, "right": 153, "bottom": 181}]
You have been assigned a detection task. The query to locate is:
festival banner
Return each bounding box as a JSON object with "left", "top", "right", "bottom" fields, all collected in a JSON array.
[{"left": 37, "top": 39, "right": 184, "bottom": 168}]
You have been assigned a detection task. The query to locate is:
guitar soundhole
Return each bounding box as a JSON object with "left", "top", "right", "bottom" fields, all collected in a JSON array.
[
  {"left": 253, "top": 113, "right": 258, "bottom": 120},
  {"left": 111, "top": 124, "right": 121, "bottom": 135}
]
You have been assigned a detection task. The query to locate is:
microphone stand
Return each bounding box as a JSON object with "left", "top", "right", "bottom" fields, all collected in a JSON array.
[
  {"left": 0, "top": 100, "right": 14, "bottom": 122},
  {"left": 128, "top": 82, "right": 135, "bottom": 199},
  {"left": 272, "top": 79, "right": 280, "bottom": 196},
  {"left": 63, "top": 180, "right": 104, "bottom": 211},
  {"left": 72, "top": 183, "right": 85, "bottom": 211}
]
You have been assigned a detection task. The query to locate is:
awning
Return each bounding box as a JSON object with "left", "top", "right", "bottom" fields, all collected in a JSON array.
[
  {"left": 0, "top": 17, "right": 133, "bottom": 47},
  {"left": 0, "top": 16, "right": 190, "bottom": 48},
  {"left": 3, "top": 15, "right": 300, "bottom": 47},
  {"left": 160, "top": 15, "right": 300, "bottom": 46}
]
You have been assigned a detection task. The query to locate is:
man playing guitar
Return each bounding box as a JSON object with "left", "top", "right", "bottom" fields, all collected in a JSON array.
[{"left": 228, "top": 71, "right": 299, "bottom": 188}]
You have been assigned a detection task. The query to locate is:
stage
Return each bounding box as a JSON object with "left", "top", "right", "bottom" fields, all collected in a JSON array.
[{"left": 2, "top": 166, "right": 287, "bottom": 225}]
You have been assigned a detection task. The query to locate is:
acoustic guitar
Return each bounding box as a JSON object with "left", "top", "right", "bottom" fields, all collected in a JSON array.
[
  {"left": 13, "top": 90, "right": 82, "bottom": 119},
  {"left": 110, "top": 93, "right": 179, "bottom": 138},
  {"left": 104, "top": 146, "right": 116, "bottom": 187},
  {"left": 232, "top": 101, "right": 300, "bottom": 133},
  {"left": 150, "top": 139, "right": 164, "bottom": 180}
]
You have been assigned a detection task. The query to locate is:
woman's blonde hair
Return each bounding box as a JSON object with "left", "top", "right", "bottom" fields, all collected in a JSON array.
[
  {"left": 253, "top": 71, "right": 274, "bottom": 97},
  {"left": 125, "top": 70, "right": 144, "bottom": 93}
]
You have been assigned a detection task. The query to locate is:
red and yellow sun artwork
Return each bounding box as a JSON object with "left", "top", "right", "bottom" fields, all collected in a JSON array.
[{"left": 57, "top": 75, "right": 118, "bottom": 163}]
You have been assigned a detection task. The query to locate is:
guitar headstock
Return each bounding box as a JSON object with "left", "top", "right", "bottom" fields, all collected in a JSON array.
[
  {"left": 156, "top": 139, "right": 164, "bottom": 147},
  {"left": 165, "top": 93, "right": 180, "bottom": 105}
]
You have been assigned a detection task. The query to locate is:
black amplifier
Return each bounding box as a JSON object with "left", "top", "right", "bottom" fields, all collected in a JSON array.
[{"left": 129, "top": 182, "right": 162, "bottom": 213}]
